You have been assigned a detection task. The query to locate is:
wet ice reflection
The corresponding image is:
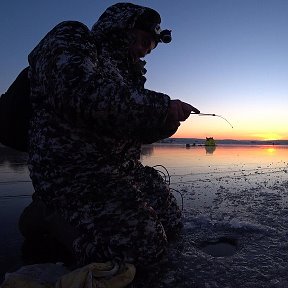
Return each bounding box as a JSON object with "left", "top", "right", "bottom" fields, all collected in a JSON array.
[
  {"left": 139, "top": 144, "right": 288, "bottom": 287},
  {"left": 1, "top": 143, "right": 288, "bottom": 287}
]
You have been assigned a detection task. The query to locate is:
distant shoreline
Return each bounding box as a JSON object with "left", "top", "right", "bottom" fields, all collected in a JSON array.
[{"left": 157, "top": 138, "right": 288, "bottom": 146}]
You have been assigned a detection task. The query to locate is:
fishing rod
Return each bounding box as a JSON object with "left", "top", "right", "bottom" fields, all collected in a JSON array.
[{"left": 190, "top": 112, "right": 234, "bottom": 129}]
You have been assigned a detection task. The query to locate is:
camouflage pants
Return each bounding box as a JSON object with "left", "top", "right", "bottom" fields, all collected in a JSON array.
[
  {"left": 68, "top": 165, "right": 182, "bottom": 266},
  {"left": 27, "top": 163, "right": 182, "bottom": 267}
]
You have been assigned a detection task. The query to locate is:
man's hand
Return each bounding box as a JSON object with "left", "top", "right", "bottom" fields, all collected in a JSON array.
[
  {"left": 142, "top": 99, "right": 200, "bottom": 143},
  {"left": 168, "top": 100, "right": 200, "bottom": 121},
  {"left": 165, "top": 100, "right": 200, "bottom": 132}
]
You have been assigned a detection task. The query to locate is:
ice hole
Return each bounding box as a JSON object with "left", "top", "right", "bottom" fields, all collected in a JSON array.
[{"left": 199, "top": 237, "right": 238, "bottom": 257}]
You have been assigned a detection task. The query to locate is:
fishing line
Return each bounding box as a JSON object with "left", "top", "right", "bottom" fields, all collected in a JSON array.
[
  {"left": 153, "top": 164, "right": 171, "bottom": 185},
  {"left": 153, "top": 164, "right": 184, "bottom": 210},
  {"left": 190, "top": 112, "right": 234, "bottom": 129},
  {"left": 170, "top": 188, "right": 184, "bottom": 211}
]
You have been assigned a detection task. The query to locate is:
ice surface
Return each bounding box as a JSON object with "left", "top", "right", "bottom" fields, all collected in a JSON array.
[
  {"left": 1, "top": 144, "right": 288, "bottom": 287},
  {"left": 137, "top": 145, "right": 288, "bottom": 287}
]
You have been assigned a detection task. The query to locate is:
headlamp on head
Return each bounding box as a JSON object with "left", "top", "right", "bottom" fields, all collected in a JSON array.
[
  {"left": 153, "top": 24, "right": 172, "bottom": 44},
  {"left": 134, "top": 8, "right": 172, "bottom": 45}
]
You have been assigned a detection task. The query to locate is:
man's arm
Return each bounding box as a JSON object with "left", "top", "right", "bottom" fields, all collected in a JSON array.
[{"left": 139, "top": 99, "right": 200, "bottom": 144}]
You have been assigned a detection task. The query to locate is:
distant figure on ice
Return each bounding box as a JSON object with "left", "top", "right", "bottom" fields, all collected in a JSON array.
[
  {"left": 19, "top": 3, "right": 200, "bottom": 267},
  {"left": 205, "top": 137, "right": 216, "bottom": 146}
]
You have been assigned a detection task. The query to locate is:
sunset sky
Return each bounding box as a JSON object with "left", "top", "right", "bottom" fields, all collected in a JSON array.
[{"left": 1, "top": 0, "right": 287, "bottom": 141}]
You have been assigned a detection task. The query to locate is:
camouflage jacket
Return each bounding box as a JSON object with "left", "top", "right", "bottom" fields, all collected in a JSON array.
[{"left": 28, "top": 4, "right": 172, "bottom": 178}]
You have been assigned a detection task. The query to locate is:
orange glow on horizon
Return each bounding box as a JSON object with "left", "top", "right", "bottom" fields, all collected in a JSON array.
[
  {"left": 173, "top": 121, "right": 286, "bottom": 141},
  {"left": 173, "top": 130, "right": 285, "bottom": 141},
  {"left": 169, "top": 111, "right": 288, "bottom": 141},
  {"left": 252, "top": 133, "right": 283, "bottom": 141}
]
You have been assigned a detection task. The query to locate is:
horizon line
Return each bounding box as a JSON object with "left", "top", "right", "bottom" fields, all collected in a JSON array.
[{"left": 170, "top": 137, "right": 288, "bottom": 142}]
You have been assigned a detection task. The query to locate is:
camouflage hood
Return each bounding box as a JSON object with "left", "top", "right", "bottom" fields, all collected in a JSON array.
[
  {"left": 91, "top": 3, "right": 164, "bottom": 84},
  {"left": 91, "top": 3, "right": 161, "bottom": 43}
]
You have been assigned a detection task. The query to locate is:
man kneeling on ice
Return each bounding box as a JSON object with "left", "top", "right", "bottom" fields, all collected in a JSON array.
[{"left": 19, "top": 3, "right": 200, "bottom": 267}]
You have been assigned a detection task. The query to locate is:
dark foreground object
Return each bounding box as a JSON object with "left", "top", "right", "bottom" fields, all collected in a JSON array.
[{"left": 0, "top": 67, "right": 31, "bottom": 152}]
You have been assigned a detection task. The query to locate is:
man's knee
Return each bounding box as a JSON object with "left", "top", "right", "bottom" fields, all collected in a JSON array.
[
  {"left": 18, "top": 200, "right": 50, "bottom": 239},
  {"left": 19, "top": 200, "right": 79, "bottom": 253}
]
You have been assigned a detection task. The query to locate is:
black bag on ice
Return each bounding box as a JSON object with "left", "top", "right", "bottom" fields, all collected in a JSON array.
[{"left": 0, "top": 67, "right": 31, "bottom": 152}]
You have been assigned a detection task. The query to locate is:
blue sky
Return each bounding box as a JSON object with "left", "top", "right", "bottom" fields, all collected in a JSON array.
[{"left": 1, "top": 0, "right": 287, "bottom": 140}]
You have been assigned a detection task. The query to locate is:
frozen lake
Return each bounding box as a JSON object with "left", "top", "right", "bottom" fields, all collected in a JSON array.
[
  {"left": 140, "top": 144, "right": 288, "bottom": 287},
  {"left": 1, "top": 143, "right": 288, "bottom": 287}
]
